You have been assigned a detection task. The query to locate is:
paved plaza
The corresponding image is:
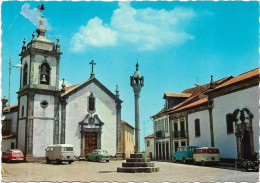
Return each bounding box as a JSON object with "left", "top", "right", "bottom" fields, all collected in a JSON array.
[{"left": 1, "top": 160, "right": 259, "bottom": 182}]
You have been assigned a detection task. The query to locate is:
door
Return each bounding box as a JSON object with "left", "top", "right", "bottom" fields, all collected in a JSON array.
[
  {"left": 149, "top": 152, "right": 153, "bottom": 161},
  {"left": 85, "top": 132, "right": 97, "bottom": 154}
]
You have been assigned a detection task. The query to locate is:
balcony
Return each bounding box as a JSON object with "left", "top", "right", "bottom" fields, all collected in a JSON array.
[
  {"left": 172, "top": 131, "right": 186, "bottom": 139},
  {"left": 156, "top": 131, "right": 165, "bottom": 138},
  {"left": 180, "top": 130, "right": 186, "bottom": 138}
]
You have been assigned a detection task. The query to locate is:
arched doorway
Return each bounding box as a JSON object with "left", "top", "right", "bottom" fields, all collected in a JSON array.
[{"left": 233, "top": 108, "right": 254, "bottom": 160}]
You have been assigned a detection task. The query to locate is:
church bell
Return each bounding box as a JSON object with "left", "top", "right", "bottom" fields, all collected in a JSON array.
[{"left": 41, "top": 74, "right": 47, "bottom": 83}]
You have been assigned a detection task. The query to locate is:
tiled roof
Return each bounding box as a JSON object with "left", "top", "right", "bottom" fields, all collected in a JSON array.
[
  {"left": 172, "top": 97, "right": 208, "bottom": 113},
  {"left": 3, "top": 104, "right": 18, "bottom": 112},
  {"left": 2, "top": 133, "right": 16, "bottom": 139},
  {"left": 163, "top": 92, "right": 191, "bottom": 99},
  {"left": 215, "top": 68, "right": 259, "bottom": 89},
  {"left": 145, "top": 134, "right": 154, "bottom": 138},
  {"left": 121, "top": 120, "right": 134, "bottom": 129},
  {"left": 63, "top": 84, "right": 81, "bottom": 93}
]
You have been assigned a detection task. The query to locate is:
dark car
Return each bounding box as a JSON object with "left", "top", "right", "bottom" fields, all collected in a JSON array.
[{"left": 2, "top": 149, "right": 25, "bottom": 163}]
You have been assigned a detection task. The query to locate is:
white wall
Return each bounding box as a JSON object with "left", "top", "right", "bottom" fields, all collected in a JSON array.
[
  {"left": 145, "top": 138, "right": 154, "bottom": 159},
  {"left": 2, "top": 138, "right": 16, "bottom": 152},
  {"left": 213, "top": 86, "right": 259, "bottom": 159},
  {"left": 17, "top": 120, "right": 26, "bottom": 153},
  {"left": 66, "top": 82, "right": 117, "bottom": 156},
  {"left": 34, "top": 94, "right": 55, "bottom": 118},
  {"left": 33, "top": 119, "right": 54, "bottom": 157},
  {"left": 188, "top": 110, "right": 211, "bottom": 147}
]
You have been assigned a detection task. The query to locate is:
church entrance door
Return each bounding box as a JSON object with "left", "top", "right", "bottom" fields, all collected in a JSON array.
[{"left": 85, "top": 132, "right": 97, "bottom": 154}]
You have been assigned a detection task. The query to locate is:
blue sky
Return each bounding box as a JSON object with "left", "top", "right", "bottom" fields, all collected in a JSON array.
[{"left": 1, "top": 1, "right": 259, "bottom": 151}]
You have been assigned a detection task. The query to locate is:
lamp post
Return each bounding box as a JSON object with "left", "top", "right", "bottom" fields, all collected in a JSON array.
[
  {"left": 130, "top": 62, "right": 144, "bottom": 153},
  {"left": 8, "top": 56, "right": 22, "bottom": 112}
]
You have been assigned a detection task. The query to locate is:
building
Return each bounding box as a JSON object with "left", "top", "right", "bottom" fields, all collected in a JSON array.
[
  {"left": 144, "top": 134, "right": 154, "bottom": 160},
  {"left": 15, "top": 16, "right": 122, "bottom": 159},
  {"left": 121, "top": 120, "right": 134, "bottom": 159},
  {"left": 2, "top": 101, "right": 18, "bottom": 152},
  {"left": 152, "top": 68, "right": 259, "bottom": 161}
]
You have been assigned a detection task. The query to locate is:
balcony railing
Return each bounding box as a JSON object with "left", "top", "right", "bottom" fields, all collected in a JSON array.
[
  {"left": 172, "top": 131, "right": 186, "bottom": 139},
  {"left": 156, "top": 131, "right": 165, "bottom": 138}
]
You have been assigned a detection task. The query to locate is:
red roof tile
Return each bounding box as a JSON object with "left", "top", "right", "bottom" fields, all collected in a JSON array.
[
  {"left": 171, "top": 97, "right": 208, "bottom": 113},
  {"left": 215, "top": 68, "right": 259, "bottom": 89},
  {"left": 121, "top": 120, "right": 134, "bottom": 129},
  {"left": 145, "top": 134, "right": 154, "bottom": 138},
  {"left": 163, "top": 92, "right": 192, "bottom": 99},
  {"left": 3, "top": 104, "right": 18, "bottom": 112},
  {"left": 64, "top": 84, "right": 81, "bottom": 92}
]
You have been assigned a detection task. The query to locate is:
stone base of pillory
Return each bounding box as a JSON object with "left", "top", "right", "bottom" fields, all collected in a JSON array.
[{"left": 117, "top": 153, "right": 159, "bottom": 173}]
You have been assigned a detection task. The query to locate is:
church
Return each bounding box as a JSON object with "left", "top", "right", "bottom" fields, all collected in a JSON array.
[{"left": 15, "top": 15, "right": 123, "bottom": 159}]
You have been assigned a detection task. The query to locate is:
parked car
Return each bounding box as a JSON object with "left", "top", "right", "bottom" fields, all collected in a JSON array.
[
  {"left": 172, "top": 146, "right": 198, "bottom": 163},
  {"left": 235, "top": 152, "right": 259, "bottom": 172},
  {"left": 193, "top": 147, "right": 220, "bottom": 165},
  {"left": 86, "top": 149, "right": 112, "bottom": 162},
  {"left": 45, "top": 144, "right": 74, "bottom": 164},
  {"left": 2, "top": 149, "right": 24, "bottom": 163}
]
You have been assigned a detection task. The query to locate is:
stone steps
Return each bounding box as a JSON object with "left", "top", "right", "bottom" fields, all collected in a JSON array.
[
  {"left": 126, "top": 158, "right": 151, "bottom": 162},
  {"left": 117, "top": 167, "right": 159, "bottom": 173},
  {"left": 122, "top": 162, "right": 154, "bottom": 167},
  {"left": 117, "top": 153, "right": 159, "bottom": 173}
]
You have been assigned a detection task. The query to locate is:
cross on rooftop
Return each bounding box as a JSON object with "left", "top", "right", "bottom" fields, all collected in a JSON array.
[{"left": 89, "top": 60, "right": 96, "bottom": 78}]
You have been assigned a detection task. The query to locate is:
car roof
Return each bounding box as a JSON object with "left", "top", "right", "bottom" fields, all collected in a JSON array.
[
  {"left": 196, "top": 147, "right": 219, "bottom": 149},
  {"left": 47, "top": 144, "right": 74, "bottom": 147},
  {"left": 179, "top": 146, "right": 198, "bottom": 148},
  {"left": 8, "top": 149, "right": 23, "bottom": 151}
]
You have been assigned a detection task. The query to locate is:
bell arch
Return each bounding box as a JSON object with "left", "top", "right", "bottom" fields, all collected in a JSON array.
[{"left": 40, "top": 62, "right": 50, "bottom": 85}]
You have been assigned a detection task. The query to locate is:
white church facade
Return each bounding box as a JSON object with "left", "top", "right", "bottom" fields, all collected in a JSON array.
[
  {"left": 16, "top": 16, "right": 122, "bottom": 159},
  {"left": 151, "top": 68, "right": 259, "bottom": 162}
]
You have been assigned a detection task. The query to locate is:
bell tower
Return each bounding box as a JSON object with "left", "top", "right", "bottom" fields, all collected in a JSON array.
[{"left": 17, "top": 15, "right": 62, "bottom": 158}]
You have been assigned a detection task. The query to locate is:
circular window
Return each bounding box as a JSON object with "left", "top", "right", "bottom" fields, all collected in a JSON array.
[{"left": 41, "top": 100, "right": 49, "bottom": 108}]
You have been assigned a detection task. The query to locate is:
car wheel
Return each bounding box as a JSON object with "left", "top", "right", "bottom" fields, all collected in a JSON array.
[
  {"left": 173, "top": 158, "right": 176, "bottom": 163},
  {"left": 57, "top": 159, "right": 62, "bottom": 164},
  {"left": 46, "top": 157, "right": 50, "bottom": 164},
  {"left": 96, "top": 157, "right": 99, "bottom": 162},
  {"left": 183, "top": 158, "right": 186, "bottom": 164},
  {"left": 201, "top": 161, "right": 205, "bottom": 166},
  {"left": 193, "top": 159, "right": 196, "bottom": 165},
  {"left": 106, "top": 160, "right": 109, "bottom": 162},
  {"left": 68, "top": 161, "right": 72, "bottom": 164},
  {"left": 86, "top": 156, "right": 89, "bottom": 161}
]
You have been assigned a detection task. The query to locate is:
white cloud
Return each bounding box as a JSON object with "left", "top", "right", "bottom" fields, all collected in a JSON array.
[
  {"left": 71, "top": 17, "right": 117, "bottom": 52},
  {"left": 71, "top": 2, "right": 196, "bottom": 52},
  {"left": 20, "top": 3, "right": 51, "bottom": 30}
]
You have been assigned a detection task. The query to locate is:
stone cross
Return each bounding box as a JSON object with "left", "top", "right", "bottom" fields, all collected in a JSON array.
[{"left": 89, "top": 60, "right": 96, "bottom": 78}]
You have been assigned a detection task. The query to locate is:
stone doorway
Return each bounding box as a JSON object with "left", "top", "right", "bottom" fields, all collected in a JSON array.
[
  {"left": 233, "top": 108, "right": 254, "bottom": 160},
  {"left": 85, "top": 132, "right": 97, "bottom": 154}
]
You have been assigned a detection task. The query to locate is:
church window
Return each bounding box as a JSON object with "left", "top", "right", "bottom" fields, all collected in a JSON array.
[
  {"left": 88, "top": 93, "right": 96, "bottom": 113},
  {"left": 195, "top": 119, "right": 200, "bottom": 137},
  {"left": 2, "top": 120, "right": 11, "bottom": 136},
  {"left": 147, "top": 140, "right": 150, "bottom": 147},
  {"left": 41, "top": 100, "right": 49, "bottom": 108},
  {"left": 22, "top": 106, "right": 24, "bottom": 117},
  {"left": 40, "top": 63, "right": 50, "bottom": 85},
  {"left": 23, "top": 63, "right": 28, "bottom": 86},
  {"left": 226, "top": 113, "right": 234, "bottom": 134},
  {"left": 161, "top": 119, "right": 164, "bottom": 131},
  {"left": 165, "top": 119, "right": 168, "bottom": 132}
]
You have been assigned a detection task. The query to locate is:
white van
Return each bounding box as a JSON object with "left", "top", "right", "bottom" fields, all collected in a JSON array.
[
  {"left": 193, "top": 147, "right": 220, "bottom": 165},
  {"left": 45, "top": 144, "right": 75, "bottom": 164}
]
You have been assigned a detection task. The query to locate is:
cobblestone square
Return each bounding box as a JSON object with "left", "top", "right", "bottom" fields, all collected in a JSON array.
[{"left": 2, "top": 160, "right": 259, "bottom": 182}]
